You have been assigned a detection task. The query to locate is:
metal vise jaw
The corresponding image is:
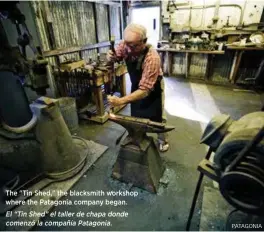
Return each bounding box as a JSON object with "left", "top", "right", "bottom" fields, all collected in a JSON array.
[{"left": 108, "top": 113, "right": 174, "bottom": 193}]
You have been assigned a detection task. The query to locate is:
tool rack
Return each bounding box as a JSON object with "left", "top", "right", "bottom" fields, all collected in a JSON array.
[{"left": 54, "top": 60, "right": 127, "bottom": 123}]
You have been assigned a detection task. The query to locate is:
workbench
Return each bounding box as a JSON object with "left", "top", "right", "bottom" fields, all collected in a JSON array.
[
  {"left": 157, "top": 48, "right": 225, "bottom": 79},
  {"left": 55, "top": 62, "right": 128, "bottom": 124},
  {"left": 227, "top": 46, "right": 264, "bottom": 84},
  {"left": 78, "top": 64, "right": 128, "bottom": 124}
]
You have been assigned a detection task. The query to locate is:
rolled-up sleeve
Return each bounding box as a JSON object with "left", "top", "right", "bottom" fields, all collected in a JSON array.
[{"left": 139, "top": 51, "right": 161, "bottom": 91}]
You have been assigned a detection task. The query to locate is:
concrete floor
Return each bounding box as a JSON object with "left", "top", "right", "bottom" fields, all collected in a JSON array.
[
  {"left": 8, "top": 77, "right": 264, "bottom": 230},
  {"left": 33, "top": 77, "right": 262, "bottom": 231}
]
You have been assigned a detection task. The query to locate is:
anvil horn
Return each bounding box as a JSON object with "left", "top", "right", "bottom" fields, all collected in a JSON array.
[{"left": 108, "top": 113, "right": 175, "bottom": 134}]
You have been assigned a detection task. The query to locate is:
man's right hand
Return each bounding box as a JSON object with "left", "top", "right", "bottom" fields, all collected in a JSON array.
[{"left": 106, "top": 50, "right": 116, "bottom": 62}]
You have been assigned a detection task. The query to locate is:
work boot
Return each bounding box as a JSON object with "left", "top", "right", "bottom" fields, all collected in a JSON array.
[{"left": 159, "top": 142, "right": 169, "bottom": 152}]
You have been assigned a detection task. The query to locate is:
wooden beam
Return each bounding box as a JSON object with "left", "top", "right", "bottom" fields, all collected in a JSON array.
[
  {"left": 185, "top": 53, "right": 189, "bottom": 78},
  {"left": 168, "top": 51, "right": 172, "bottom": 76},
  {"left": 41, "top": 1, "right": 60, "bottom": 65},
  {"left": 227, "top": 46, "right": 264, "bottom": 51},
  {"left": 43, "top": 40, "right": 122, "bottom": 58},
  {"left": 157, "top": 48, "right": 225, "bottom": 54},
  {"left": 86, "top": 0, "right": 121, "bottom": 7}
]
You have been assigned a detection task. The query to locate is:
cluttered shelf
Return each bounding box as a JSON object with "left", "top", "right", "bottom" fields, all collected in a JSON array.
[{"left": 157, "top": 48, "right": 225, "bottom": 54}]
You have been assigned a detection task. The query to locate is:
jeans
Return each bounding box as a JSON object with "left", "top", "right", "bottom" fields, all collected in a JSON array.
[{"left": 157, "top": 78, "right": 169, "bottom": 144}]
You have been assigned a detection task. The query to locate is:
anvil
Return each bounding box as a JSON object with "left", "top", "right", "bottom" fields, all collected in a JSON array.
[{"left": 108, "top": 113, "right": 175, "bottom": 193}]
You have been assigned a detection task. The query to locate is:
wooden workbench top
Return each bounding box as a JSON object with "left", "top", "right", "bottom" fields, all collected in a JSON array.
[
  {"left": 157, "top": 48, "right": 225, "bottom": 54},
  {"left": 227, "top": 46, "right": 264, "bottom": 51}
]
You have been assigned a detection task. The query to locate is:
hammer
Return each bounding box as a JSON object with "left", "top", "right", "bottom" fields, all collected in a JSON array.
[
  {"left": 110, "top": 35, "right": 116, "bottom": 95},
  {"left": 108, "top": 36, "right": 116, "bottom": 114}
]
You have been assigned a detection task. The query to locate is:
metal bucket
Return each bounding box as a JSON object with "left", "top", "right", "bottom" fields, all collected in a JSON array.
[{"left": 58, "top": 97, "right": 79, "bottom": 133}]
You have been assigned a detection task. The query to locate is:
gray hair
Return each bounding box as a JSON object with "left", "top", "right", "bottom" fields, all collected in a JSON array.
[{"left": 124, "top": 23, "right": 147, "bottom": 40}]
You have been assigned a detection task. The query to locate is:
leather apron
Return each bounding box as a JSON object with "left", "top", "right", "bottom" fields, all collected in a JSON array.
[{"left": 125, "top": 46, "right": 163, "bottom": 123}]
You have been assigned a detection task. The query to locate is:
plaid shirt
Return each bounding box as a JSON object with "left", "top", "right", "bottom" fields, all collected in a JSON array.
[{"left": 114, "top": 41, "right": 163, "bottom": 91}]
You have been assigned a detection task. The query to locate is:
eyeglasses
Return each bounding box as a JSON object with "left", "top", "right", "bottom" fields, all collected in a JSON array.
[{"left": 125, "top": 40, "right": 143, "bottom": 49}]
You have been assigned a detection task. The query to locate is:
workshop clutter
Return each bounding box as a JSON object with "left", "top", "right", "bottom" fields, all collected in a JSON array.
[
  {"left": 159, "top": 32, "right": 221, "bottom": 51},
  {"left": 54, "top": 57, "right": 127, "bottom": 123}
]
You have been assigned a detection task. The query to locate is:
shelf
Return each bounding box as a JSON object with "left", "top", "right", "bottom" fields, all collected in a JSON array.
[
  {"left": 157, "top": 48, "right": 225, "bottom": 54},
  {"left": 43, "top": 40, "right": 122, "bottom": 57},
  {"left": 227, "top": 46, "right": 264, "bottom": 51}
]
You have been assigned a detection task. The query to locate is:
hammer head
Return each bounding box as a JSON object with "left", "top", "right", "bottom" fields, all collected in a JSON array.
[{"left": 108, "top": 113, "right": 175, "bottom": 134}]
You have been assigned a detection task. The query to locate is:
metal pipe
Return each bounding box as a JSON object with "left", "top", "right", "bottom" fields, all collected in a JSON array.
[
  {"left": 120, "top": 0, "right": 124, "bottom": 36},
  {"left": 176, "top": 4, "right": 242, "bottom": 11},
  {"left": 240, "top": 0, "right": 247, "bottom": 25},
  {"left": 213, "top": 0, "right": 221, "bottom": 23},
  {"left": 186, "top": 148, "right": 213, "bottom": 231},
  {"left": 188, "top": 2, "right": 192, "bottom": 29},
  {"left": 174, "top": 4, "right": 243, "bottom": 26}
]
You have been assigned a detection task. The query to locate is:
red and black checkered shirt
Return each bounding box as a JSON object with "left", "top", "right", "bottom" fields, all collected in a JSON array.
[{"left": 114, "top": 41, "right": 163, "bottom": 91}]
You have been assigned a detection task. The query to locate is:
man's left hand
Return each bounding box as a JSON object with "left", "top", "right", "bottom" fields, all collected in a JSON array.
[{"left": 107, "top": 95, "right": 124, "bottom": 107}]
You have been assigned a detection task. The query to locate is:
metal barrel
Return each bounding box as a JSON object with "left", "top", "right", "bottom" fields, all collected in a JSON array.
[{"left": 58, "top": 97, "right": 79, "bottom": 133}]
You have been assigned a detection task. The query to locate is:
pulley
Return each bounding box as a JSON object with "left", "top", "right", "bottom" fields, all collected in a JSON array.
[
  {"left": 201, "top": 112, "right": 264, "bottom": 215},
  {"left": 187, "top": 112, "right": 264, "bottom": 231}
]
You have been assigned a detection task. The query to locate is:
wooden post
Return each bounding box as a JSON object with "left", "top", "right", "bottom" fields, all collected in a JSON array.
[
  {"left": 230, "top": 51, "right": 244, "bottom": 84},
  {"left": 41, "top": 2, "right": 60, "bottom": 66},
  {"left": 206, "top": 54, "right": 214, "bottom": 80},
  {"left": 185, "top": 53, "right": 189, "bottom": 78},
  {"left": 120, "top": 74, "right": 126, "bottom": 97},
  {"left": 94, "top": 86, "right": 104, "bottom": 117},
  {"left": 167, "top": 51, "right": 172, "bottom": 76},
  {"left": 78, "top": 51, "right": 82, "bottom": 60}
]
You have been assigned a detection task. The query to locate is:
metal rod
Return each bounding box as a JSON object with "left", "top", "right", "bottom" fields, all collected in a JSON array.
[
  {"left": 120, "top": 0, "right": 124, "bottom": 37},
  {"left": 186, "top": 147, "right": 212, "bottom": 231},
  {"left": 107, "top": 5, "right": 111, "bottom": 41},
  {"left": 168, "top": 4, "right": 243, "bottom": 26}
]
